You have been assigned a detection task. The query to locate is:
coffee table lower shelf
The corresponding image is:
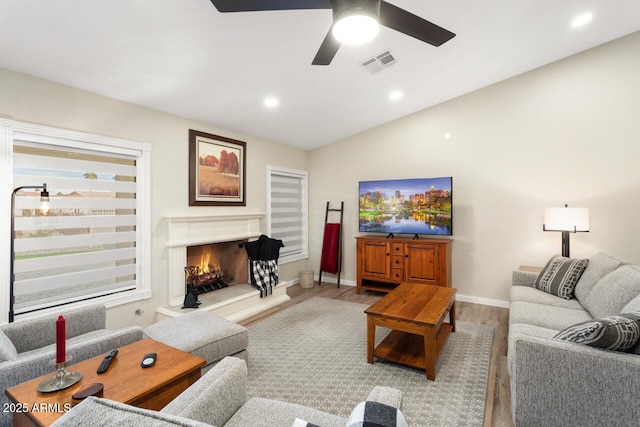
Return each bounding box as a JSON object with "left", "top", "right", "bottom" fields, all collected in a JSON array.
[{"left": 373, "top": 325, "right": 453, "bottom": 371}]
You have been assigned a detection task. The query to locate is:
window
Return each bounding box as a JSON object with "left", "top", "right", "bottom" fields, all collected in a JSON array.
[
  {"left": 1, "top": 120, "right": 151, "bottom": 323},
  {"left": 266, "top": 165, "right": 308, "bottom": 263}
]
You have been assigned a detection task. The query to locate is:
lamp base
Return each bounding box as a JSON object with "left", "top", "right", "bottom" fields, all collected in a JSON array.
[{"left": 561, "top": 230, "right": 570, "bottom": 258}]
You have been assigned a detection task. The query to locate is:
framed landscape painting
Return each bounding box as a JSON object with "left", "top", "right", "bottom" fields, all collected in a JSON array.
[{"left": 189, "top": 129, "right": 246, "bottom": 206}]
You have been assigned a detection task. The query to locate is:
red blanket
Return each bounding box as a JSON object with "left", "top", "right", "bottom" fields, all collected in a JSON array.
[{"left": 320, "top": 223, "right": 341, "bottom": 273}]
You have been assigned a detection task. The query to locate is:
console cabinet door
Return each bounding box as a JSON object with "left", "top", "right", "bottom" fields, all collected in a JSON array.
[
  {"left": 360, "top": 240, "right": 391, "bottom": 279},
  {"left": 404, "top": 243, "right": 438, "bottom": 285}
]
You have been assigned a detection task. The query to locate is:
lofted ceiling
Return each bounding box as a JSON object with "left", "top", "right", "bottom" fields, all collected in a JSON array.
[{"left": 1, "top": 1, "right": 640, "bottom": 150}]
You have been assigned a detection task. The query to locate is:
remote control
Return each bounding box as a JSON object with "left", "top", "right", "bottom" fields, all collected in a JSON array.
[
  {"left": 97, "top": 349, "right": 118, "bottom": 374},
  {"left": 141, "top": 353, "right": 157, "bottom": 368}
]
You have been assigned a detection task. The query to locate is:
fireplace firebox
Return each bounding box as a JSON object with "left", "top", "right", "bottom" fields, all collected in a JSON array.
[{"left": 185, "top": 240, "right": 248, "bottom": 296}]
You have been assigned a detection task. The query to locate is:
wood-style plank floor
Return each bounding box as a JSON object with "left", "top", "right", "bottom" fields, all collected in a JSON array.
[{"left": 240, "top": 284, "right": 513, "bottom": 427}]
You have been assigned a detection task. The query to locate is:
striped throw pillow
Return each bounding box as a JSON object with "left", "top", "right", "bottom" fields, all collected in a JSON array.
[
  {"left": 535, "top": 255, "right": 589, "bottom": 299},
  {"left": 554, "top": 312, "right": 640, "bottom": 351}
]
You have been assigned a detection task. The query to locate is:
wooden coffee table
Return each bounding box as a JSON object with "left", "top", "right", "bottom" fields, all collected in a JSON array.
[
  {"left": 5, "top": 338, "right": 206, "bottom": 426},
  {"left": 365, "top": 283, "right": 456, "bottom": 380}
]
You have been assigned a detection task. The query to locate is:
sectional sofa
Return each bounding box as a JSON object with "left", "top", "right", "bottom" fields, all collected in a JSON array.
[
  {"left": 51, "top": 357, "right": 407, "bottom": 426},
  {"left": 508, "top": 252, "right": 640, "bottom": 427}
]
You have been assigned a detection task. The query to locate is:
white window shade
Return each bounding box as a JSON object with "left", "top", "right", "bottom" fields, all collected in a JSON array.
[
  {"left": 267, "top": 166, "right": 308, "bottom": 262},
  {"left": 5, "top": 121, "right": 151, "bottom": 319}
]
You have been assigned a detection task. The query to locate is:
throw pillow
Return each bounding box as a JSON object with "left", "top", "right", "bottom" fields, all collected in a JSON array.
[
  {"left": 347, "top": 401, "right": 408, "bottom": 427},
  {"left": 0, "top": 330, "right": 18, "bottom": 362},
  {"left": 554, "top": 312, "right": 640, "bottom": 351},
  {"left": 534, "top": 255, "right": 589, "bottom": 299},
  {"left": 292, "top": 419, "right": 320, "bottom": 427}
]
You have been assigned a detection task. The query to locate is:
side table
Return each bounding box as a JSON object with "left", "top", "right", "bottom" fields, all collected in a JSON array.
[{"left": 5, "top": 338, "right": 205, "bottom": 426}]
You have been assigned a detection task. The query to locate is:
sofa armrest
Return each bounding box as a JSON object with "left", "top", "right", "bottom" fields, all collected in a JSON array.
[
  {"left": 512, "top": 333, "right": 640, "bottom": 427},
  {"left": 366, "top": 386, "right": 403, "bottom": 410},
  {"left": 52, "top": 397, "right": 211, "bottom": 427},
  {"left": 1, "top": 304, "right": 107, "bottom": 353},
  {"left": 512, "top": 270, "right": 537, "bottom": 288},
  {"left": 161, "top": 356, "right": 247, "bottom": 426}
]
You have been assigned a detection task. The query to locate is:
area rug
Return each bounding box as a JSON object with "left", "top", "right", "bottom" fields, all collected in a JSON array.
[{"left": 245, "top": 296, "right": 493, "bottom": 427}]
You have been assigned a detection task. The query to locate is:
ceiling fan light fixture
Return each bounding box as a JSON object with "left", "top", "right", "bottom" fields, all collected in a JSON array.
[{"left": 333, "top": 10, "right": 379, "bottom": 45}]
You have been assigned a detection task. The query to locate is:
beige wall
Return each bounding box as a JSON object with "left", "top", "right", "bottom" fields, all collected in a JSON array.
[
  {"left": 0, "top": 69, "right": 310, "bottom": 328},
  {"left": 3, "top": 29, "right": 639, "bottom": 324},
  {"left": 309, "top": 31, "right": 640, "bottom": 305}
]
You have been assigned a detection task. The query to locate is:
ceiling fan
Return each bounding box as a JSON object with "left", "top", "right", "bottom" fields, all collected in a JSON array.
[{"left": 209, "top": 0, "right": 455, "bottom": 65}]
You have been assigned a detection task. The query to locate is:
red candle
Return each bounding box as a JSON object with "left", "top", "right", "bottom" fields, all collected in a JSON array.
[{"left": 56, "top": 315, "right": 66, "bottom": 364}]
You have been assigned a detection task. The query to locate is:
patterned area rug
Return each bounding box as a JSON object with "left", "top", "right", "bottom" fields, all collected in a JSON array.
[{"left": 245, "top": 296, "right": 493, "bottom": 427}]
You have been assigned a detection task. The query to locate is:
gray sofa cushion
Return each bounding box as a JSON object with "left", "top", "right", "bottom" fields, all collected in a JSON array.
[
  {"left": 582, "top": 265, "right": 640, "bottom": 319},
  {"left": 574, "top": 252, "right": 625, "bottom": 303},
  {"left": 534, "top": 255, "right": 588, "bottom": 299},
  {"left": 510, "top": 286, "right": 584, "bottom": 310},
  {"left": 509, "top": 301, "right": 592, "bottom": 330},
  {"left": 51, "top": 397, "right": 212, "bottom": 427},
  {"left": 225, "top": 398, "right": 346, "bottom": 427},
  {"left": 0, "top": 330, "right": 18, "bottom": 362},
  {"left": 554, "top": 313, "right": 640, "bottom": 351},
  {"left": 623, "top": 294, "right": 640, "bottom": 313}
]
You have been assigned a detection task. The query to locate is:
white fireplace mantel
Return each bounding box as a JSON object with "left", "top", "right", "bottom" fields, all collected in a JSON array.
[
  {"left": 164, "top": 212, "right": 265, "bottom": 248},
  {"left": 163, "top": 212, "right": 265, "bottom": 306},
  {"left": 160, "top": 211, "right": 290, "bottom": 321}
]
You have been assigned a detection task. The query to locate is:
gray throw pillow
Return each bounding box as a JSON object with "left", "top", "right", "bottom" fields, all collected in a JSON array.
[
  {"left": 535, "top": 255, "right": 589, "bottom": 299},
  {"left": 0, "top": 329, "right": 18, "bottom": 362},
  {"left": 554, "top": 312, "right": 640, "bottom": 352}
]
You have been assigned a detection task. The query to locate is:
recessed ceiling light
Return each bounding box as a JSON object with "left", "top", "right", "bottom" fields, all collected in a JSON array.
[
  {"left": 263, "top": 97, "right": 279, "bottom": 109},
  {"left": 389, "top": 90, "right": 403, "bottom": 101},
  {"left": 571, "top": 12, "right": 593, "bottom": 28},
  {"left": 444, "top": 132, "right": 452, "bottom": 140}
]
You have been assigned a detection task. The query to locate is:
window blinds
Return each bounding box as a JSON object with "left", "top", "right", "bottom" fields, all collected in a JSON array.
[
  {"left": 12, "top": 141, "right": 140, "bottom": 315},
  {"left": 268, "top": 167, "right": 308, "bottom": 261}
]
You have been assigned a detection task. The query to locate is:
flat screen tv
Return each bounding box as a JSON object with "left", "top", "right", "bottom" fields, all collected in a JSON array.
[{"left": 358, "top": 177, "right": 453, "bottom": 236}]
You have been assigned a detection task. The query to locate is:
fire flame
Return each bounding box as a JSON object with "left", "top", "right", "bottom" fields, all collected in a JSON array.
[
  {"left": 200, "top": 251, "right": 211, "bottom": 273},
  {"left": 199, "top": 250, "right": 222, "bottom": 276}
]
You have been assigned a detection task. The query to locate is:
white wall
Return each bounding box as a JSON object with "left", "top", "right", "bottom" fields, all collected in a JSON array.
[
  {"left": 309, "top": 31, "right": 640, "bottom": 306},
  {"left": 0, "top": 69, "right": 309, "bottom": 328}
]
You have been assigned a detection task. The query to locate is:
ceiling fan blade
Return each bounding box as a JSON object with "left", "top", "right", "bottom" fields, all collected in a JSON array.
[
  {"left": 379, "top": 1, "right": 455, "bottom": 46},
  {"left": 210, "top": 0, "right": 331, "bottom": 12},
  {"left": 312, "top": 28, "right": 341, "bottom": 65}
]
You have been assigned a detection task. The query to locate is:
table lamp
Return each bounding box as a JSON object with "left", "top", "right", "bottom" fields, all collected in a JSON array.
[{"left": 543, "top": 204, "right": 589, "bottom": 258}]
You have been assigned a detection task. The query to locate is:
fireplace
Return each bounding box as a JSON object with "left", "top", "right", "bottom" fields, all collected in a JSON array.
[
  {"left": 185, "top": 240, "right": 248, "bottom": 294},
  {"left": 160, "top": 213, "right": 290, "bottom": 321}
]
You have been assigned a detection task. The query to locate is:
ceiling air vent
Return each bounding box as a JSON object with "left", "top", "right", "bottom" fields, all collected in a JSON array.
[{"left": 361, "top": 50, "right": 397, "bottom": 74}]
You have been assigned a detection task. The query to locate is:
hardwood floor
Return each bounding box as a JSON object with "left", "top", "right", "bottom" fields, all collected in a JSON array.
[{"left": 240, "top": 284, "right": 514, "bottom": 427}]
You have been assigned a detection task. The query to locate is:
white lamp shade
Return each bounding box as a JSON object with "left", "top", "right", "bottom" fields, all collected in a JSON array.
[{"left": 544, "top": 207, "right": 590, "bottom": 232}]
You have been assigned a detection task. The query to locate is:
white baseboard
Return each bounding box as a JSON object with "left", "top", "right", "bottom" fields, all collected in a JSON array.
[
  {"left": 294, "top": 275, "right": 510, "bottom": 309},
  {"left": 455, "top": 294, "right": 510, "bottom": 308}
]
